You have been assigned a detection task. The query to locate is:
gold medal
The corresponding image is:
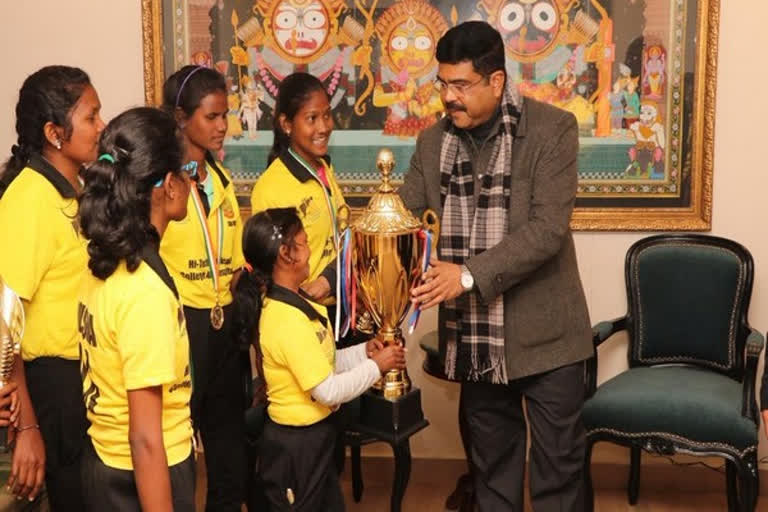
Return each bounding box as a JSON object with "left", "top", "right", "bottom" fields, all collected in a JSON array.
[{"left": 210, "top": 303, "right": 224, "bottom": 330}]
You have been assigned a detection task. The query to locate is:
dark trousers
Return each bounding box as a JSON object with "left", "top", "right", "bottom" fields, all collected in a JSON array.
[
  {"left": 25, "top": 357, "right": 88, "bottom": 511},
  {"left": 81, "top": 441, "right": 195, "bottom": 511},
  {"left": 260, "top": 416, "right": 345, "bottom": 512},
  {"left": 461, "top": 361, "right": 587, "bottom": 512},
  {"left": 185, "top": 304, "right": 247, "bottom": 512}
]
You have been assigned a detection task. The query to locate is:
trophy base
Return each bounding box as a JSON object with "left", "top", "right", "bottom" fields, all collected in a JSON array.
[
  {"left": 359, "top": 387, "right": 426, "bottom": 437},
  {"left": 371, "top": 368, "right": 411, "bottom": 400}
]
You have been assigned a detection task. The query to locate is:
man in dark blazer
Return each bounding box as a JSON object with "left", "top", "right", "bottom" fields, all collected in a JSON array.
[{"left": 399, "top": 21, "right": 593, "bottom": 511}]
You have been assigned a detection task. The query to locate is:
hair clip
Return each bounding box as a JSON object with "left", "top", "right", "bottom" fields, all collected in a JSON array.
[
  {"left": 98, "top": 153, "right": 115, "bottom": 163},
  {"left": 271, "top": 225, "right": 283, "bottom": 241},
  {"left": 181, "top": 160, "right": 199, "bottom": 180}
]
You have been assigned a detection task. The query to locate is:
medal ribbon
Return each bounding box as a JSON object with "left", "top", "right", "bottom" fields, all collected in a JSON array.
[
  {"left": 189, "top": 185, "right": 224, "bottom": 299},
  {"left": 288, "top": 148, "right": 338, "bottom": 244}
]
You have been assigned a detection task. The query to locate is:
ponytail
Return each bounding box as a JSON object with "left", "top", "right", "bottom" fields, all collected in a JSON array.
[
  {"left": 267, "top": 126, "right": 289, "bottom": 166},
  {"left": 0, "top": 145, "right": 30, "bottom": 198},
  {"left": 233, "top": 267, "right": 270, "bottom": 403}
]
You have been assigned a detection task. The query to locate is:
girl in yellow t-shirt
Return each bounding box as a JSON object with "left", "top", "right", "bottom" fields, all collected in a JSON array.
[
  {"left": 77, "top": 107, "right": 194, "bottom": 511},
  {"left": 250, "top": 73, "right": 347, "bottom": 319},
  {"left": 0, "top": 65, "right": 105, "bottom": 505},
  {"left": 233, "top": 207, "right": 406, "bottom": 511},
  {"left": 160, "top": 65, "right": 247, "bottom": 510}
]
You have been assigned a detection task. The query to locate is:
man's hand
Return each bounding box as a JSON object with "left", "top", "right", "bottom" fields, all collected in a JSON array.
[
  {"left": 763, "top": 410, "right": 768, "bottom": 440},
  {"left": 410, "top": 257, "right": 464, "bottom": 310},
  {"left": 301, "top": 276, "right": 332, "bottom": 301}
]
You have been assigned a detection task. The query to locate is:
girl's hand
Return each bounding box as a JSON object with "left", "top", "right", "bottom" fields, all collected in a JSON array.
[
  {"left": 300, "top": 277, "right": 331, "bottom": 301},
  {"left": 365, "top": 338, "right": 384, "bottom": 358},
  {"left": 371, "top": 345, "right": 407, "bottom": 374},
  {"left": 0, "top": 383, "right": 19, "bottom": 428}
]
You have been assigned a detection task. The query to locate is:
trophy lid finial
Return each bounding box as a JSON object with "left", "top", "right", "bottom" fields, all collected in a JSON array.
[
  {"left": 352, "top": 148, "right": 421, "bottom": 234},
  {"left": 376, "top": 148, "right": 395, "bottom": 192}
]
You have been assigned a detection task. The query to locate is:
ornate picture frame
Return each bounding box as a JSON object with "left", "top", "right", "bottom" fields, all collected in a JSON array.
[{"left": 141, "top": 0, "right": 718, "bottom": 230}]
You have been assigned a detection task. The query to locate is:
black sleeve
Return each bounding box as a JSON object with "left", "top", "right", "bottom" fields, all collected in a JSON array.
[{"left": 320, "top": 258, "right": 337, "bottom": 298}]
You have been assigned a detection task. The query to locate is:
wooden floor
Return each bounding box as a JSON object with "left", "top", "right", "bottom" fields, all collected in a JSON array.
[
  {"left": 339, "top": 477, "right": 749, "bottom": 511},
  {"left": 341, "top": 482, "right": 736, "bottom": 512},
  {"left": 0, "top": 452, "right": 762, "bottom": 511},
  {"left": 334, "top": 457, "right": 767, "bottom": 512},
  {"left": 192, "top": 453, "right": 766, "bottom": 512}
]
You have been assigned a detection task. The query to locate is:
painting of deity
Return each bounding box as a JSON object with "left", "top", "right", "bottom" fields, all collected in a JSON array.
[{"left": 144, "top": 0, "right": 719, "bottom": 229}]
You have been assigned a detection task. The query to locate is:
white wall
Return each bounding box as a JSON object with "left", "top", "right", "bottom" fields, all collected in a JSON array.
[
  {"left": 0, "top": 0, "right": 145, "bottom": 146},
  {"left": 2, "top": 0, "right": 767, "bottom": 467}
]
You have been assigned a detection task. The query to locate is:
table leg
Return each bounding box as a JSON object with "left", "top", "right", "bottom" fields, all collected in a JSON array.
[{"left": 390, "top": 440, "right": 412, "bottom": 512}]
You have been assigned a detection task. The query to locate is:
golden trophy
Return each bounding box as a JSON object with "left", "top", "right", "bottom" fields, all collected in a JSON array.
[
  {"left": 338, "top": 148, "right": 438, "bottom": 434},
  {"left": 0, "top": 277, "right": 24, "bottom": 448}
]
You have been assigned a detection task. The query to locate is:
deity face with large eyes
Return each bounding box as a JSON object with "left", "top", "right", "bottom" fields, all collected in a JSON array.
[
  {"left": 388, "top": 18, "right": 435, "bottom": 76},
  {"left": 495, "top": 0, "right": 560, "bottom": 60},
  {"left": 272, "top": 0, "right": 330, "bottom": 58}
]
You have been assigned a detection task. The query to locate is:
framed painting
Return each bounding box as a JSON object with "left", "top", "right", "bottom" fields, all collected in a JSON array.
[{"left": 141, "top": 0, "right": 718, "bottom": 230}]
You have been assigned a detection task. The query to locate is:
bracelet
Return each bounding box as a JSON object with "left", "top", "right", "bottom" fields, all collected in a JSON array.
[{"left": 15, "top": 424, "right": 39, "bottom": 432}]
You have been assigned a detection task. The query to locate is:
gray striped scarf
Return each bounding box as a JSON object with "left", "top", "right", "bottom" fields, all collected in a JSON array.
[{"left": 440, "top": 84, "right": 521, "bottom": 384}]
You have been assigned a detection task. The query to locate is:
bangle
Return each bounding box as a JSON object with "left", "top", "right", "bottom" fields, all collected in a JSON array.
[{"left": 15, "top": 424, "right": 39, "bottom": 432}]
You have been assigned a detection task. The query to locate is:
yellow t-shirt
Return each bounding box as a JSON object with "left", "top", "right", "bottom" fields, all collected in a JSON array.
[
  {"left": 250, "top": 151, "right": 345, "bottom": 286},
  {"left": 78, "top": 250, "right": 193, "bottom": 470},
  {"left": 0, "top": 157, "right": 87, "bottom": 360},
  {"left": 259, "top": 286, "right": 336, "bottom": 426},
  {"left": 160, "top": 159, "right": 244, "bottom": 309}
]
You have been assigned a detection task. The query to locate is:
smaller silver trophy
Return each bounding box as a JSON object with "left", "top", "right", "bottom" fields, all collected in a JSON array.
[{"left": 0, "top": 277, "right": 24, "bottom": 447}]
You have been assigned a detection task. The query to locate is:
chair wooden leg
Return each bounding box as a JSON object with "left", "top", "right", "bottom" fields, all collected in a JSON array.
[
  {"left": 334, "top": 435, "right": 346, "bottom": 475},
  {"left": 584, "top": 440, "right": 595, "bottom": 512},
  {"left": 726, "top": 460, "right": 739, "bottom": 512},
  {"left": 351, "top": 444, "right": 364, "bottom": 503},
  {"left": 627, "top": 445, "right": 641, "bottom": 505},
  {"left": 737, "top": 455, "right": 759, "bottom": 512},
  {"left": 753, "top": 464, "right": 760, "bottom": 510}
]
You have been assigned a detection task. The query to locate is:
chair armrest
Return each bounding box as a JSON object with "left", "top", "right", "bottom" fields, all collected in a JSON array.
[
  {"left": 586, "top": 316, "right": 627, "bottom": 399},
  {"left": 742, "top": 328, "right": 764, "bottom": 423},
  {"left": 592, "top": 316, "right": 627, "bottom": 347}
]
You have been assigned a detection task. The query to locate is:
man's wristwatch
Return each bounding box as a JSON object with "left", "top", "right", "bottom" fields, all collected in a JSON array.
[{"left": 460, "top": 265, "right": 474, "bottom": 292}]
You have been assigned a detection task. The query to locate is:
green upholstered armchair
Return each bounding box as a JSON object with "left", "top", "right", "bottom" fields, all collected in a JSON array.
[{"left": 582, "top": 234, "right": 764, "bottom": 512}]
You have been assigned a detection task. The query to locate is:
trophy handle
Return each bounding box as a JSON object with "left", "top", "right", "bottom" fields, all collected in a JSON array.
[{"left": 422, "top": 209, "right": 440, "bottom": 252}]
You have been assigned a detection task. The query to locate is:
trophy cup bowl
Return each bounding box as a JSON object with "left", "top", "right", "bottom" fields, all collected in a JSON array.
[
  {"left": 0, "top": 276, "right": 24, "bottom": 448},
  {"left": 340, "top": 148, "right": 438, "bottom": 434}
]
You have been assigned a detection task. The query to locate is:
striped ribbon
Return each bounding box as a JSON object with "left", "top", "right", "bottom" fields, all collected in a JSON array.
[
  {"left": 407, "top": 229, "right": 432, "bottom": 334},
  {"left": 336, "top": 228, "right": 354, "bottom": 340},
  {"left": 189, "top": 185, "right": 223, "bottom": 298}
]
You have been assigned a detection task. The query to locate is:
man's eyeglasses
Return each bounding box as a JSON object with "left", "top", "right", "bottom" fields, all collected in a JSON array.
[
  {"left": 432, "top": 75, "right": 487, "bottom": 97},
  {"left": 153, "top": 161, "right": 199, "bottom": 188}
]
